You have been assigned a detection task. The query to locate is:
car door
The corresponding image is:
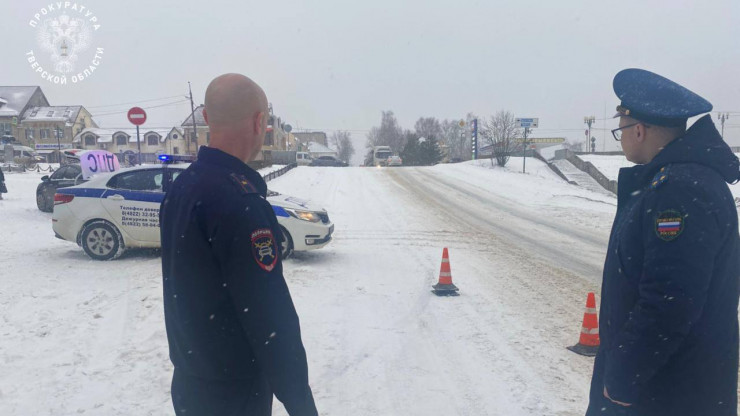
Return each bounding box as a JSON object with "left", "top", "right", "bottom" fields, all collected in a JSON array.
[{"left": 100, "top": 168, "right": 166, "bottom": 243}]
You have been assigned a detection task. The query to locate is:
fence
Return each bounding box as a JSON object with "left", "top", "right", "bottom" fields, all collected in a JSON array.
[
  {"left": 0, "top": 163, "right": 56, "bottom": 173},
  {"left": 263, "top": 163, "right": 297, "bottom": 182}
]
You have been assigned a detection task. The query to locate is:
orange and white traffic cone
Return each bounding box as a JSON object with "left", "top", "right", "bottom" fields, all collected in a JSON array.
[
  {"left": 432, "top": 248, "right": 459, "bottom": 296},
  {"left": 567, "top": 292, "right": 600, "bottom": 356}
]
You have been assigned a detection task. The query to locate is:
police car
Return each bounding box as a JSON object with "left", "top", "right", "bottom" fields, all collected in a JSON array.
[{"left": 52, "top": 163, "right": 333, "bottom": 260}]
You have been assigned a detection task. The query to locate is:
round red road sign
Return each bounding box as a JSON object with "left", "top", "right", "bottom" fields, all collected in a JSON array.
[{"left": 127, "top": 107, "right": 147, "bottom": 126}]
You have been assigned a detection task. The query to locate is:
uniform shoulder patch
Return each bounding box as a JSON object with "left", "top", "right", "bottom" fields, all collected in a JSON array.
[
  {"left": 649, "top": 166, "right": 669, "bottom": 190},
  {"left": 230, "top": 173, "right": 258, "bottom": 195},
  {"left": 655, "top": 209, "right": 684, "bottom": 241},
  {"left": 251, "top": 228, "right": 278, "bottom": 272}
]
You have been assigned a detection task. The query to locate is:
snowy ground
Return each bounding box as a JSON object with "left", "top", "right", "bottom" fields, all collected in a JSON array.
[{"left": 0, "top": 158, "right": 737, "bottom": 415}]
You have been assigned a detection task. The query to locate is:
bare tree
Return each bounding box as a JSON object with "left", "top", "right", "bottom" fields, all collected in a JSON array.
[
  {"left": 481, "top": 110, "right": 521, "bottom": 167},
  {"left": 414, "top": 117, "right": 443, "bottom": 141},
  {"left": 439, "top": 112, "right": 477, "bottom": 162},
  {"left": 331, "top": 130, "right": 355, "bottom": 163},
  {"left": 365, "top": 111, "right": 405, "bottom": 155}
]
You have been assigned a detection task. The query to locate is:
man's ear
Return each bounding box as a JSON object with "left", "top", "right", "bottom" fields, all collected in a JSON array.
[
  {"left": 255, "top": 111, "right": 265, "bottom": 135},
  {"left": 203, "top": 108, "right": 209, "bottom": 125},
  {"left": 635, "top": 123, "right": 647, "bottom": 143}
]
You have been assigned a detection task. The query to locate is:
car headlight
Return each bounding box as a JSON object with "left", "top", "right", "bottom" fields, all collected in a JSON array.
[{"left": 285, "top": 208, "right": 322, "bottom": 222}]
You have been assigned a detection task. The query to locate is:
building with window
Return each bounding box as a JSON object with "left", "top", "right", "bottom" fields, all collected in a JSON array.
[
  {"left": 0, "top": 86, "right": 97, "bottom": 162},
  {"left": 21, "top": 106, "right": 97, "bottom": 161},
  {"left": 0, "top": 86, "right": 50, "bottom": 142},
  {"left": 181, "top": 104, "right": 294, "bottom": 161},
  {"left": 180, "top": 105, "right": 210, "bottom": 155},
  {"left": 73, "top": 127, "right": 185, "bottom": 164}
]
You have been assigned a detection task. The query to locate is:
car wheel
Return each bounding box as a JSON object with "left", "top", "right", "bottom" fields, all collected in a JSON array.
[
  {"left": 36, "top": 191, "right": 52, "bottom": 212},
  {"left": 80, "top": 220, "right": 124, "bottom": 261},
  {"left": 279, "top": 226, "right": 294, "bottom": 260}
]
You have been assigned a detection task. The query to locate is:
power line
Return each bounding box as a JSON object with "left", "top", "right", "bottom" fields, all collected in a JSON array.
[
  {"left": 86, "top": 95, "right": 186, "bottom": 109},
  {"left": 92, "top": 99, "right": 189, "bottom": 117}
]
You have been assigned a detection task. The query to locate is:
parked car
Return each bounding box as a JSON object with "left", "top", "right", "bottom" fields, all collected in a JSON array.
[
  {"left": 296, "top": 152, "right": 313, "bottom": 166},
  {"left": 387, "top": 155, "right": 403, "bottom": 166},
  {"left": 36, "top": 163, "right": 85, "bottom": 212},
  {"left": 52, "top": 164, "right": 333, "bottom": 260},
  {"left": 309, "top": 155, "right": 348, "bottom": 167}
]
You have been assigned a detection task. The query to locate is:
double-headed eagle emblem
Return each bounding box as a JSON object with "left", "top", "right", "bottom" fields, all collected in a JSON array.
[{"left": 36, "top": 13, "right": 92, "bottom": 74}]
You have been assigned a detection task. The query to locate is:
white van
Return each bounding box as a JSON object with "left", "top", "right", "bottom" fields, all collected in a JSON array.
[
  {"left": 296, "top": 152, "right": 312, "bottom": 166},
  {"left": 373, "top": 146, "right": 393, "bottom": 167}
]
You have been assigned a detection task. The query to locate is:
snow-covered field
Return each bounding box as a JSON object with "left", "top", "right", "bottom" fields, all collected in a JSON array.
[{"left": 0, "top": 158, "right": 737, "bottom": 415}]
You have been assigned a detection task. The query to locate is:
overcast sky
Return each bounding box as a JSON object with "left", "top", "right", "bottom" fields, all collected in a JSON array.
[{"left": 3, "top": 0, "right": 739, "bottom": 162}]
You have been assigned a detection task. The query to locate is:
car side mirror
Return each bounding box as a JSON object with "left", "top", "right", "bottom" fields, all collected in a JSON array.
[{"left": 41, "top": 175, "right": 50, "bottom": 181}]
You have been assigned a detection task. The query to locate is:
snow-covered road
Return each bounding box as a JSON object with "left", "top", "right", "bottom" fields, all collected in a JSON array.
[{"left": 1, "top": 160, "right": 737, "bottom": 415}]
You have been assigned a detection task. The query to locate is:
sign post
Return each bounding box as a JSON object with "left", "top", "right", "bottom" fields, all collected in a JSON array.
[
  {"left": 515, "top": 118, "right": 539, "bottom": 174},
  {"left": 127, "top": 107, "right": 147, "bottom": 165}
]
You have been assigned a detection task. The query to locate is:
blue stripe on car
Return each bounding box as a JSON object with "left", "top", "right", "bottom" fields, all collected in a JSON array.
[
  {"left": 273, "top": 205, "right": 290, "bottom": 217},
  {"left": 60, "top": 187, "right": 165, "bottom": 203}
]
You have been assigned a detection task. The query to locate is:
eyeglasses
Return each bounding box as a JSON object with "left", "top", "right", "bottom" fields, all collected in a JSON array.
[{"left": 611, "top": 122, "right": 640, "bottom": 141}]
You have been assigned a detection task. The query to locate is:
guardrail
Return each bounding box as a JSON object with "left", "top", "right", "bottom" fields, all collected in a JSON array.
[{"left": 263, "top": 163, "right": 297, "bottom": 182}]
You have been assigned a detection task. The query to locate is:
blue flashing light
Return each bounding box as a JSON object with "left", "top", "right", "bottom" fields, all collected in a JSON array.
[{"left": 158, "top": 154, "right": 172, "bottom": 162}]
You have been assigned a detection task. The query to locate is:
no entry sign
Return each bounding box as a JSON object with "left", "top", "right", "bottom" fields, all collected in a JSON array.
[{"left": 127, "top": 107, "right": 147, "bottom": 125}]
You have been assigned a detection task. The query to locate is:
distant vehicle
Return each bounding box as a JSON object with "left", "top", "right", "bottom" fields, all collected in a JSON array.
[
  {"left": 296, "top": 152, "right": 312, "bottom": 166},
  {"left": 52, "top": 162, "right": 333, "bottom": 260},
  {"left": 36, "top": 163, "right": 84, "bottom": 212},
  {"left": 373, "top": 146, "right": 393, "bottom": 166},
  {"left": 387, "top": 155, "right": 403, "bottom": 166},
  {"left": 309, "top": 155, "right": 348, "bottom": 167},
  {"left": 0, "top": 145, "right": 44, "bottom": 167}
]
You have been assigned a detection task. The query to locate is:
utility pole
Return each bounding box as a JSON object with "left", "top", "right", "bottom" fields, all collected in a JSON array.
[
  {"left": 718, "top": 113, "right": 730, "bottom": 139},
  {"left": 471, "top": 118, "right": 478, "bottom": 160},
  {"left": 522, "top": 128, "right": 528, "bottom": 173},
  {"left": 188, "top": 81, "right": 198, "bottom": 155},
  {"left": 55, "top": 125, "right": 63, "bottom": 165},
  {"left": 584, "top": 116, "right": 596, "bottom": 153}
]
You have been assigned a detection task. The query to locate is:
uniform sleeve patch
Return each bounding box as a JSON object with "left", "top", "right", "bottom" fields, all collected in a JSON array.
[
  {"left": 655, "top": 210, "right": 684, "bottom": 241},
  {"left": 251, "top": 228, "right": 278, "bottom": 272}
]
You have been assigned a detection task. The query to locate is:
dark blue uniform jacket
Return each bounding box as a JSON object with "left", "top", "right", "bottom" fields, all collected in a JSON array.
[
  {"left": 587, "top": 115, "right": 740, "bottom": 415},
  {"left": 160, "top": 147, "right": 318, "bottom": 416}
]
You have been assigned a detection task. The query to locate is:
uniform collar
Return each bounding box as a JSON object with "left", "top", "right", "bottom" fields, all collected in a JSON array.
[{"left": 196, "top": 146, "right": 267, "bottom": 196}]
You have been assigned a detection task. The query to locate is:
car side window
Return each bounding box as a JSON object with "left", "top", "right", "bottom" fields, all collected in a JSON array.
[
  {"left": 63, "top": 166, "right": 81, "bottom": 180},
  {"left": 108, "top": 170, "right": 164, "bottom": 192},
  {"left": 50, "top": 167, "right": 69, "bottom": 180}
]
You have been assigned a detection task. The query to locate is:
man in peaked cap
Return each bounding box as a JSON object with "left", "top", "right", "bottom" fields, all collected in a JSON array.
[{"left": 586, "top": 68, "right": 740, "bottom": 416}]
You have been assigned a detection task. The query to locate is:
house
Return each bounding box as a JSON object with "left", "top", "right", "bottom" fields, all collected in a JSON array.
[
  {"left": 74, "top": 127, "right": 185, "bottom": 164},
  {"left": 181, "top": 103, "right": 295, "bottom": 160},
  {"left": 180, "top": 104, "right": 209, "bottom": 155},
  {"left": 21, "top": 105, "right": 97, "bottom": 161},
  {"left": 294, "top": 132, "right": 328, "bottom": 148},
  {"left": 0, "top": 86, "right": 50, "bottom": 140},
  {"left": 307, "top": 141, "right": 338, "bottom": 159}
]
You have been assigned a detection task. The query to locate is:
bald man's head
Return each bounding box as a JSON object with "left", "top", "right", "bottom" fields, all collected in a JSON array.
[
  {"left": 204, "top": 73, "right": 267, "bottom": 128},
  {"left": 203, "top": 73, "right": 269, "bottom": 162}
]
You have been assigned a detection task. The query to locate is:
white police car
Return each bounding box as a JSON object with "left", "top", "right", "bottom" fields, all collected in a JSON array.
[{"left": 52, "top": 163, "right": 333, "bottom": 260}]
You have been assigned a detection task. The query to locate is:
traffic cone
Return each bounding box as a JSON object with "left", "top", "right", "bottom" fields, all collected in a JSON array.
[
  {"left": 567, "top": 292, "right": 600, "bottom": 356},
  {"left": 432, "top": 248, "right": 459, "bottom": 296}
]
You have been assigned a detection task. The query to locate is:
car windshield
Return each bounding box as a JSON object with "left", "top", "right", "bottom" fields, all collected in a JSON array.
[{"left": 3, "top": 3, "right": 739, "bottom": 416}]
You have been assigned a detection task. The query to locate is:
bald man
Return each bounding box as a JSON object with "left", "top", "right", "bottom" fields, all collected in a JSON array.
[{"left": 160, "top": 74, "right": 318, "bottom": 416}]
